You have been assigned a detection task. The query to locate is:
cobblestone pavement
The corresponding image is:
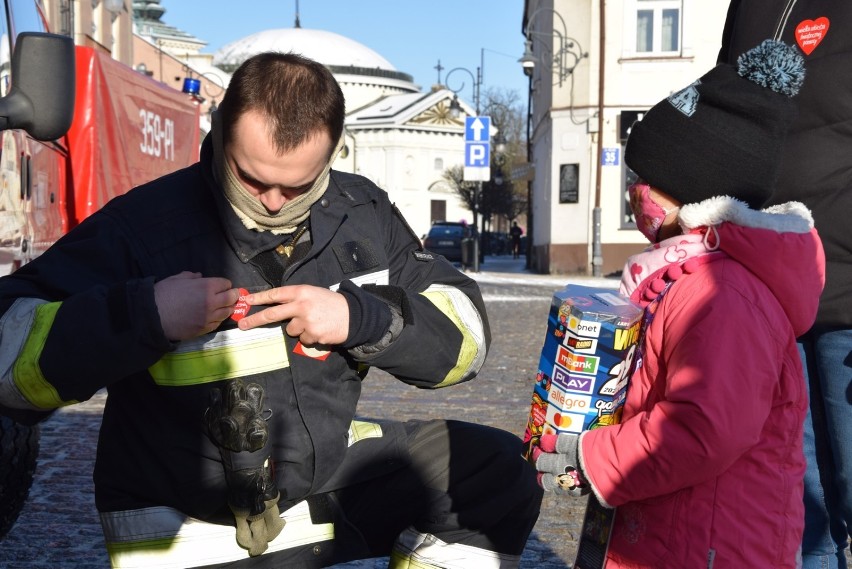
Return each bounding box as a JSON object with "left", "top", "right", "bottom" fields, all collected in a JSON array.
[{"left": 1, "top": 257, "right": 618, "bottom": 568}]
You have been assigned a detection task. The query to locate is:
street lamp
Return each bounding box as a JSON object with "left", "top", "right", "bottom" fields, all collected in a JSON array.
[
  {"left": 445, "top": 60, "right": 484, "bottom": 273},
  {"left": 520, "top": 8, "right": 588, "bottom": 86},
  {"left": 493, "top": 132, "right": 507, "bottom": 155},
  {"left": 102, "top": 0, "right": 125, "bottom": 14},
  {"left": 448, "top": 94, "right": 464, "bottom": 120}
]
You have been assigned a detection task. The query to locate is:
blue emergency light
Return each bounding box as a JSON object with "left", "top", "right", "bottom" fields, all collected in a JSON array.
[{"left": 182, "top": 78, "right": 201, "bottom": 95}]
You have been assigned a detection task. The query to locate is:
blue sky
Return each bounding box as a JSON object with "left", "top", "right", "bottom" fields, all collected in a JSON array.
[{"left": 159, "top": 0, "right": 529, "bottom": 101}]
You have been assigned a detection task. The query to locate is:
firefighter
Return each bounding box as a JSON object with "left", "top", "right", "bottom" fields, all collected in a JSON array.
[{"left": 0, "top": 52, "right": 542, "bottom": 568}]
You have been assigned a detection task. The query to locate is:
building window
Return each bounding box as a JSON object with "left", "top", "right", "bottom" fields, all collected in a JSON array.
[
  {"left": 635, "top": 1, "right": 681, "bottom": 54},
  {"left": 430, "top": 200, "right": 446, "bottom": 224},
  {"left": 434, "top": 157, "right": 444, "bottom": 171}
]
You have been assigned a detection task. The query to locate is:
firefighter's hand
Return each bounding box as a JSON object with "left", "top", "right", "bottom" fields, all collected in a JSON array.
[
  {"left": 227, "top": 459, "right": 285, "bottom": 556},
  {"left": 532, "top": 433, "right": 590, "bottom": 497},
  {"left": 154, "top": 271, "right": 240, "bottom": 341},
  {"left": 238, "top": 285, "right": 349, "bottom": 345}
]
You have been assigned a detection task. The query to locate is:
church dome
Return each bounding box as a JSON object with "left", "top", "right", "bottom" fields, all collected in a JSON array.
[
  {"left": 213, "top": 27, "right": 419, "bottom": 110},
  {"left": 213, "top": 27, "right": 413, "bottom": 84}
]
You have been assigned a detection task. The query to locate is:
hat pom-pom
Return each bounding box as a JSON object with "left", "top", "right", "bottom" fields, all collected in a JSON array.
[{"left": 737, "top": 39, "right": 805, "bottom": 97}]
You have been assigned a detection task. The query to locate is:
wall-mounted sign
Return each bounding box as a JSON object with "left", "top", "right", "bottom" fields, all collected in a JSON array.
[
  {"left": 601, "top": 148, "right": 620, "bottom": 167},
  {"left": 559, "top": 163, "right": 579, "bottom": 204}
]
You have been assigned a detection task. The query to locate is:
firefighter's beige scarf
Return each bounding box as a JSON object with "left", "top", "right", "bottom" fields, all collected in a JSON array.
[{"left": 210, "top": 111, "right": 341, "bottom": 234}]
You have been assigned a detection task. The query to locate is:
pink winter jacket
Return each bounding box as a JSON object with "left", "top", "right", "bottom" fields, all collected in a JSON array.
[{"left": 579, "top": 198, "right": 825, "bottom": 568}]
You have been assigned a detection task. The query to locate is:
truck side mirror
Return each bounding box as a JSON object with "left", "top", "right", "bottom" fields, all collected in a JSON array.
[{"left": 0, "top": 32, "right": 75, "bottom": 141}]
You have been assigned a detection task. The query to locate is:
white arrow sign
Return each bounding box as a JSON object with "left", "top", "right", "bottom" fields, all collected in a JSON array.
[
  {"left": 465, "top": 116, "right": 491, "bottom": 142},
  {"left": 470, "top": 118, "right": 486, "bottom": 141}
]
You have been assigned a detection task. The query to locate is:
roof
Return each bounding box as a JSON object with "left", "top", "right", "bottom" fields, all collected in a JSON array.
[
  {"left": 347, "top": 89, "right": 476, "bottom": 131},
  {"left": 133, "top": 1, "right": 206, "bottom": 49},
  {"left": 214, "top": 27, "right": 396, "bottom": 72}
]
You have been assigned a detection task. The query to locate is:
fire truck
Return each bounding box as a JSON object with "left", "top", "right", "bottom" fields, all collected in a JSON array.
[
  {"left": 0, "top": 1, "right": 201, "bottom": 538},
  {"left": 1, "top": 45, "right": 201, "bottom": 275}
]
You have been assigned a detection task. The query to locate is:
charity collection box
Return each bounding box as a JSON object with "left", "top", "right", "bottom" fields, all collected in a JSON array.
[
  {"left": 522, "top": 284, "right": 644, "bottom": 569},
  {"left": 522, "top": 284, "right": 643, "bottom": 456}
]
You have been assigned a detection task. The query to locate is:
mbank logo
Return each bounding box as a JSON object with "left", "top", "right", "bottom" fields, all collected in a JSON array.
[{"left": 556, "top": 345, "right": 599, "bottom": 376}]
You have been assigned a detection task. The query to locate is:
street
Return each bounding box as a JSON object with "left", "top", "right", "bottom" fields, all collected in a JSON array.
[{"left": 1, "top": 256, "right": 619, "bottom": 568}]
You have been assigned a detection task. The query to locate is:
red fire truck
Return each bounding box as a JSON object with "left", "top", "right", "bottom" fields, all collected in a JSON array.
[
  {"left": 0, "top": 1, "right": 201, "bottom": 537},
  {"left": 1, "top": 45, "right": 201, "bottom": 275}
]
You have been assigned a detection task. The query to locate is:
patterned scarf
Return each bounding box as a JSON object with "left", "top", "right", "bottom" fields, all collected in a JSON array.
[
  {"left": 210, "top": 111, "right": 342, "bottom": 234},
  {"left": 619, "top": 229, "right": 720, "bottom": 301}
]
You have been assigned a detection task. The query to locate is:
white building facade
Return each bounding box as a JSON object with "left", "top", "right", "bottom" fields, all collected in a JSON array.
[{"left": 522, "top": 0, "right": 728, "bottom": 275}]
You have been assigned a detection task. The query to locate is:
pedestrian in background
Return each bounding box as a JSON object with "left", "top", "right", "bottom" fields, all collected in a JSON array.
[
  {"left": 510, "top": 221, "right": 523, "bottom": 259},
  {"left": 719, "top": 2, "right": 852, "bottom": 566},
  {"left": 533, "top": 40, "right": 824, "bottom": 567},
  {"left": 0, "top": 52, "right": 542, "bottom": 568}
]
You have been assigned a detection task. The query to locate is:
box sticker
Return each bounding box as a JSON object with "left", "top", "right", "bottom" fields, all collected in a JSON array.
[
  {"left": 548, "top": 384, "right": 593, "bottom": 415},
  {"left": 567, "top": 316, "right": 602, "bottom": 338},
  {"left": 552, "top": 365, "right": 595, "bottom": 394},
  {"left": 563, "top": 332, "right": 598, "bottom": 354},
  {"left": 556, "top": 346, "right": 599, "bottom": 376},
  {"left": 545, "top": 404, "right": 586, "bottom": 434}
]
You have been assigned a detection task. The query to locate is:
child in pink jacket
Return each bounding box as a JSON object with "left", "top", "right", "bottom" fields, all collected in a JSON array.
[{"left": 534, "top": 40, "right": 825, "bottom": 568}]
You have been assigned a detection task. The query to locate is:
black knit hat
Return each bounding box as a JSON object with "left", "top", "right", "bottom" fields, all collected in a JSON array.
[{"left": 624, "top": 40, "right": 805, "bottom": 209}]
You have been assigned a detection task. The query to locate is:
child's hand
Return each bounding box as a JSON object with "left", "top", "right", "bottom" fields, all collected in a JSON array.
[{"left": 533, "top": 433, "right": 590, "bottom": 497}]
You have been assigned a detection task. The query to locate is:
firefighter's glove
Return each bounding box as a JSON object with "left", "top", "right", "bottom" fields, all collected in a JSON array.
[
  {"left": 226, "top": 458, "right": 285, "bottom": 556},
  {"left": 204, "top": 379, "right": 283, "bottom": 555},
  {"left": 532, "top": 433, "right": 590, "bottom": 497},
  {"left": 205, "top": 378, "right": 269, "bottom": 453}
]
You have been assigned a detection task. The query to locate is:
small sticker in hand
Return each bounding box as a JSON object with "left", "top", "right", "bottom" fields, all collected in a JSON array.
[{"left": 231, "top": 288, "right": 250, "bottom": 322}]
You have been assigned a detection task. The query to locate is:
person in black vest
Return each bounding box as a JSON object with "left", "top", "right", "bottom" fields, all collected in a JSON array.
[{"left": 719, "top": 2, "right": 852, "bottom": 566}]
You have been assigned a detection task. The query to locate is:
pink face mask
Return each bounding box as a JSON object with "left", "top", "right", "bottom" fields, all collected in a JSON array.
[{"left": 628, "top": 181, "right": 679, "bottom": 243}]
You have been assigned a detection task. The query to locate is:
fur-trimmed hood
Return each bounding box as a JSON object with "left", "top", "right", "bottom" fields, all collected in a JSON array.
[
  {"left": 678, "top": 196, "right": 814, "bottom": 233},
  {"left": 678, "top": 196, "right": 825, "bottom": 336}
]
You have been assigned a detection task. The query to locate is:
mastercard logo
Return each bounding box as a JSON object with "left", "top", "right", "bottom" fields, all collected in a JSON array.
[{"left": 552, "top": 413, "right": 576, "bottom": 428}]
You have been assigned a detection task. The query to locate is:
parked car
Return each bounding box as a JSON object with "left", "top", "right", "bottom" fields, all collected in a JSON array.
[{"left": 422, "top": 221, "right": 483, "bottom": 266}]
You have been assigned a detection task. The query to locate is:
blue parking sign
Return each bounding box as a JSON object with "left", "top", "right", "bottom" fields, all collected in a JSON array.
[
  {"left": 463, "top": 116, "right": 491, "bottom": 181},
  {"left": 466, "top": 142, "right": 490, "bottom": 168}
]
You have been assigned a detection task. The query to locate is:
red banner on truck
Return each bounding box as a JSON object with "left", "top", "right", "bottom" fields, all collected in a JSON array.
[{"left": 66, "top": 46, "right": 201, "bottom": 227}]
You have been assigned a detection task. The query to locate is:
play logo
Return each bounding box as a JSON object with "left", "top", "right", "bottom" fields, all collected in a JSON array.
[{"left": 552, "top": 365, "right": 595, "bottom": 394}]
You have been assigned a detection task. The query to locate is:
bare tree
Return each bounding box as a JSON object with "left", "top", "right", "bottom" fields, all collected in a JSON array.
[
  {"left": 442, "top": 164, "right": 478, "bottom": 212},
  {"left": 442, "top": 88, "right": 528, "bottom": 234}
]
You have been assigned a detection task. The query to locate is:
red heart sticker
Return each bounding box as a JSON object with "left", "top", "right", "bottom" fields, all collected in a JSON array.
[
  {"left": 230, "top": 288, "right": 250, "bottom": 322},
  {"left": 630, "top": 263, "right": 643, "bottom": 278},
  {"left": 796, "top": 17, "right": 830, "bottom": 55}
]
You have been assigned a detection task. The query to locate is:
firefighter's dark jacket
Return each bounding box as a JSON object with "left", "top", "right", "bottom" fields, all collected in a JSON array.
[{"left": 0, "top": 137, "right": 491, "bottom": 518}]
